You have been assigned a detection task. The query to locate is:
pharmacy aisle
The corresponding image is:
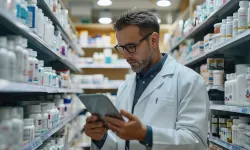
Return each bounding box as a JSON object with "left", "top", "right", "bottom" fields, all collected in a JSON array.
[
  {"left": 0, "top": 0, "right": 91, "bottom": 149},
  {"left": 169, "top": 0, "right": 250, "bottom": 150}
]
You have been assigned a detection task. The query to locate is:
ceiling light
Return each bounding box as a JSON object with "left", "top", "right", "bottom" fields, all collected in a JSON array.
[
  {"left": 99, "top": 17, "right": 112, "bottom": 24},
  {"left": 157, "top": 17, "right": 161, "bottom": 24},
  {"left": 156, "top": 0, "right": 171, "bottom": 7},
  {"left": 97, "top": 0, "right": 112, "bottom": 6}
]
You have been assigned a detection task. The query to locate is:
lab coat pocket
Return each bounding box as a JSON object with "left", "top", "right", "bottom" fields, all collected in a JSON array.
[{"left": 144, "top": 97, "right": 177, "bottom": 128}]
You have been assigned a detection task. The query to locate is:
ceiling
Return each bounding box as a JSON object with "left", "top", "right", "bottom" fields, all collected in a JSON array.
[{"left": 62, "top": 0, "right": 182, "bottom": 24}]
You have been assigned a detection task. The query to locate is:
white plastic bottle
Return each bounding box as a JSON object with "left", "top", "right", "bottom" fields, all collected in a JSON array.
[
  {"left": 23, "top": 118, "right": 35, "bottom": 143},
  {"left": 41, "top": 103, "right": 52, "bottom": 129},
  {"left": 37, "top": 8, "right": 43, "bottom": 38},
  {"left": 220, "top": 19, "right": 227, "bottom": 43},
  {"left": 27, "top": 105, "right": 42, "bottom": 137},
  {"left": 0, "top": 108, "right": 12, "bottom": 150},
  {"left": 43, "top": 17, "right": 49, "bottom": 43},
  {"left": 238, "top": 1, "right": 249, "bottom": 34},
  {"left": 48, "top": 67, "right": 53, "bottom": 87},
  {"left": 226, "top": 16, "right": 233, "bottom": 40},
  {"left": 7, "top": 41, "right": 17, "bottom": 81},
  {"left": 236, "top": 71, "right": 247, "bottom": 106},
  {"left": 232, "top": 119, "right": 239, "bottom": 145},
  {"left": 38, "top": 60, "right": 44, "bottom": 85},
  {"left": 27, "top": 0, "right": 38, "bottom": 32},
  {"left": 11, "top": 107, "right": 23, "bottom": 149},
  {"left": 41, "top": 104, "right": 48, "bottom": 133},
  {"left": 54, "top": 95, "right": 65, "bottom": 118},
  {"left": 245, "top": 67, "right": 250, "bottom": 106},
  {"left": 233, "top": 12, "right": 238, "bottom": 37},
  {"left": 32, "top": 51, "right": 39, "bottom": 84},
  {"left": 21, "top": 38, "right": 29, "bottom": 82},
  {"left": 44, "top": 67, "right": 50, "bottom": 86},
  {"left": 7, "top": 36, "right": 25, "bottom": 82},
  {"left": 52, "top": 70, "right": 57, "bottom": 87},
  {"left": 49, "top": 140, "right": 57, "bottom": 150},
  {"left": 225, "top": 74, "right": 230, "bottom": 105},
  {"left": 27, "top": 49, "right": 34, "bottom": 83},
  {"left": 0, "top": 37, "right": 10, "bottom": 80},
  {"left": 232, "top": 73, "right": 237, "bottom": 105},
  {"left": 52, "top": 103, "right": 60, "bottom": 126}
]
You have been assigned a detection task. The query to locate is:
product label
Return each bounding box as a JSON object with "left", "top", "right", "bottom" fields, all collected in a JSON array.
[
  {"left": 48, "top": 114, "right": 52, "bottom": 129},
  {"left": 245, "top": 79, "right": 250, "bottom": 99},
  {"left": 27, "top": 6, "right": 36, "bottom": 28},
  {"left": 53, "top": 76, "right": 56, "bottom": 86},
  {"left": 21, "top": 7, "right": 28, "bottom": 25},
  {"left": 34, "top": 119, "right": 42, "bottom": 131},
  {"left": 226, "top": 23, "right": 233, "bottom": 38},
  {"left": 238, "top": 14, "right": 248, "bottom": 31},
  {"left": 16, "top": 3, "right": 21, "bottom": 18},
  {"left": 23, "top": 128, "right": 34, "bottom": 141},
  {"left": 41, "top": 118, "right": 48, "bottom": 131},
  {"left": 33, "top": 63, "right": 38, "bottom": 82},
  {"left": 23, "top": 55, "right": 28, "bottom": 77},
  {"left": 216, "top": 58, "right": 224, "bottom": 69},
  {"left": 28, "top": 62, "right": 33, "bottom": 82},
  {"left": 207, "top": 59, "right": 216, "bottom": 69}
]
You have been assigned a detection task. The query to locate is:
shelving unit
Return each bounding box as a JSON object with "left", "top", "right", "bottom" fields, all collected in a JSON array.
[
  {"left": 0, "top": 79, "right": 82, "bottom": 93},
  {"left": 0, "top": 9, "right": 81, "bottom": 73},
  {"left": 22, "top": 110, "right": 84, "bottom": 150},
  {"left": 80, "top": 84, "right": 121, "bottom": 90},
  {"left": 37, "top": 0, "right": 83, "bottom": 56},
  {"left": 209, "top": 136, "right": 247, "bottom": 150},
  {"left": 210, "top": 104, "right": 250, "bottom": 115},
  {"left": 169, "top": 0, "right": 241, "bottom": 53},
  {"left": 77, "top": 63, "right": 130, "bottom": 69}
]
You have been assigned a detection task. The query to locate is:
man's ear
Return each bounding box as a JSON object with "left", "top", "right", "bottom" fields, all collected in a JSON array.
[{"left": 151, "top": 32, "right": 160, "bottom": 50}]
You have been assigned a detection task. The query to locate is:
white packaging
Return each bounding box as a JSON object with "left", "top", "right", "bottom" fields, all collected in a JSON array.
[
  {"left": 32, "top": 51, "right": 39, "bottom": 83},
  {"left": 225, "top": 74, "right": 231, "bottom": 105},
  {"left": 238, "top": 1, "right": 249, "bottom": 34},
  {"left": 232, "top": 119, "right": 239, "bottom": 145},
  {"left": 245, "top": 67, "right": 250, "bottom": 106},
  {"left": 43, "top": 17, "right": 49, "bottom": 43},
  {"left": 38, "top": 60, "right": 44, "bottom": 85},
  {"left": 48, "top": 67, "right": 53, "bottom": 87},
  {"left": 231, "top": 73, "right": 237, "bottom": 105},
  {"left": 226, "top": 16, "right": 233, "bottom": 39},
  {"left": 11, "top": 107, "right": 23, "bottom": 149},
  {"left": 6, "top": 41, "right": 17, "bottom": 81},
  {"left": 41, "top": 104, "right": 48, "bottom": 132},
  {"left": 64, "top": 94, "right": 72, "bottom": 115},
  {"left": 27, "top": 0, "right": 38, "bottom": 31},
  {"left": 27, "top": 105, "right": 43, "bottom": 137},
  {"left": 220, "top": 19, "right": 227, "bottom": 43},
  {"left": 0, "top": 37, "right": 10, "bottom": 80},
  {"left": 21, "top": 38, "right": 29, "bottom": 82},
  {"left": 27, "top": 49, "right": 34, "bottom": 83},
  {"left": 7, "top": 36, "right": 25, "bottom": 82},
  {"left": 37, "top": 8, "right": 43, "bottom": 38},
  {"left": 233, "top": 12, "right": 238, "bottom": 37},
  {"left": 236, "top": 72, "right": 247, "bottom": 106},
  {"left": 52, "top": 70, "right": 57, "bottom": 87},
  {"left": 54, "top": 95, "right": 65, "bottom": 118},
  {"left": 213, "top": 70, "right": 224, "bottom": 86},
  {"left": 0, "top": 108, "right": 12, "bottom": 149},
  {"left": 23, "top": 118, "right": 35, "bottom": 142}
]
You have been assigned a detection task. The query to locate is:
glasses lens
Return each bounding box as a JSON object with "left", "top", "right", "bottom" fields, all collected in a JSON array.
[
  {"left": 125, "top": 44, "right": 136, "bottom": 53},
  {"left": 115, "top": 46, "right": 124, "bottom": 54}
]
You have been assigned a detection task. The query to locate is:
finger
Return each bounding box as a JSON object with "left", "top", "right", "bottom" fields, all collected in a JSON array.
[
  {"left": 88, "top": 127, "right": 106, "bottom": 133},
  {"left": 120, "top": 109, "right": 135, "bottom": 121},
  {"left": 86, "top": 116, "right": 92, "bottom": 123},
  {"left": 104, "top": 117, "right": 125, "bottom": 127},
  {"left": 85, "top": 122, "right": 104, "bottom": 130},
  {"left": 107, "top": 123, "right": 122, "bottom": 133}
]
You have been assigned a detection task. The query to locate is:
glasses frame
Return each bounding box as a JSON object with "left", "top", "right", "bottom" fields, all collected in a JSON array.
[{"left": 114, "top": 32, "right": 153, "bottom": 54}]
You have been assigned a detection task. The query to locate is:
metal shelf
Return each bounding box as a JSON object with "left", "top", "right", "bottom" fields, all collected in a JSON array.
[
  {"left": 209, "top": 136, "right": 247, "bottom": 150},
  {"left": 210, "top": 104, "right": 250, "bottom": 115},
  {"left": 183, "top": 29, "right": 250, "bottom": 67},
  {"left": 82, "top": 45, "right": 115, "bottom": 49},
  {"left": 22, "top": 110, "right": 83, "bottom": 150},
  {"left": 169, "top": 0, "right": 241, "bottom": 53},
  {"left": 37, "top": 0, "right": 83, "bottom": 56},
  {"left": 0, "top": 10, "right": 81, "bottom": 73},
  {"left": 0, "top": 79, "right": 82, "bottom": 93},
  {"left": 77, "top": 63, "right": 130, "bottom": 69}
]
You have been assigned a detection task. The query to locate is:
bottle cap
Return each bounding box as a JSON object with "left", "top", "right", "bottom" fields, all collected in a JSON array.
[
  {"left": 24, "top": 118, "right": 34, "bottom": 126},
  {"left": 0, "top": 107, "right": 10, "bottom": 120},
  {"left": 233, "top": 12, "right": 238, "bottom": 18},
  {"left": 39, "top": 60, "right": 44, "bottom": 67},
  {"left": 239, "top": 1, "right": 249, "bottom": 7}
]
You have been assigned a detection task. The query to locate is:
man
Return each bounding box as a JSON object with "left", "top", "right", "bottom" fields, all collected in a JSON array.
[{"left": 84, "top": 8, "right": 209, "bottom": 150}]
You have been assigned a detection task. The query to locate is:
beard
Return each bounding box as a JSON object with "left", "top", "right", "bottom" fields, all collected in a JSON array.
[{"left": 127, "top": 49, "right": 154, "bottom": 73}]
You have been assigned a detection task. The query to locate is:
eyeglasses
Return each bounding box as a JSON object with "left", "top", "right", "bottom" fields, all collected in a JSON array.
[{"left": 114, "top": 33, "right": 153, "bottom": 54}]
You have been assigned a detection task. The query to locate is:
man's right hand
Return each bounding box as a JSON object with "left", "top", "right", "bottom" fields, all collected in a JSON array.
[{"left": 84, "top": 115, "right": 108, "bottom": 141}]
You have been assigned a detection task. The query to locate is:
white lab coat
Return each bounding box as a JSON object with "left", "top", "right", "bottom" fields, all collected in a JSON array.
[{"left": 91, "top": 55, "right": 209, "bottom": 150}]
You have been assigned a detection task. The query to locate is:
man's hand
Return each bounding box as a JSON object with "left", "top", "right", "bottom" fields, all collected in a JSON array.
[
  {"left": 84, "top": 115, "right": 108, "bottom": 141},
  {"left": 104, "top": 109, "right": 147, "bottom": 141}
]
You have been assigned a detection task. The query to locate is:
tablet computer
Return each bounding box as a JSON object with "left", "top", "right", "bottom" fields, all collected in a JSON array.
[{"left": 79, "top": 94, "right": 124, "bottom": 121}]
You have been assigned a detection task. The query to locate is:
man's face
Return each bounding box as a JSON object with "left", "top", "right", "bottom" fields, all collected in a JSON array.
[{"left": 116, "top": 26, "right": 154, "bottom": 73}]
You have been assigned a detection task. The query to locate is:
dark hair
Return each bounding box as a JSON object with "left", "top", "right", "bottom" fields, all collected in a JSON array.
[{"left": 113, "top": 8, "right": 160, "bottom": 36}]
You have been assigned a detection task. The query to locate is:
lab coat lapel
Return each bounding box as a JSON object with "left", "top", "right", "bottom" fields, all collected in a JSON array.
[
  {"left": 135, "top": 55, "right": 177, "bottom": 106},
  {"left": 126, "top": 75, "right": 137, "bottom": 113}
]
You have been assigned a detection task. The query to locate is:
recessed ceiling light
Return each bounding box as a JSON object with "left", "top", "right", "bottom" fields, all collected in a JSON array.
[
  {"left": 97, "top": 0, "right": 112, "bottom": 6},
  {"left": 99, "top": 17, "right": 112, "bottom": 24},
  {"left": 156, "top": 0, "right": 171, "bottom": 7}
]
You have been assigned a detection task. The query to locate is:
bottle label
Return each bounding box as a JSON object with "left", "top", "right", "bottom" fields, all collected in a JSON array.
[
  {"left": 238, "top": 13, "right": 248, "bottom": 31},
  {"left": 245, "top": 79, "right": 250, "bottom": 99},
  {"left": 33, "top": 63, "right": 38, "bottom": 82},
  {"left": 27, "top": 6, "right": 36, "bottom": 28},
  {"left": 42, "top": 118, "right": 48, "bottom": 131},
  {"left": 28, "top": 62, "right": 33, "bottom": 82},
  {"left": 23, "top": 128, "right": 34, "bottom": 141}
]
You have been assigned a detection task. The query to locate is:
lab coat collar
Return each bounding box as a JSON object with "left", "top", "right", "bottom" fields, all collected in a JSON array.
[{"left": 127, "top": 54, "right": 177, "bottom": 112}]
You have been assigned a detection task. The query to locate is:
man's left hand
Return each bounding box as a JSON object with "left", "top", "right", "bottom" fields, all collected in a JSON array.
[{"left": 104, "top": 109, "right": 147, "bottom": 141}]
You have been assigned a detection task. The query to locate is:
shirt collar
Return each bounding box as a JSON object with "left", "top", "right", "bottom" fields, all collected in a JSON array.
[{"left": 137, "top": 53, "right": 168, "bottom": 79}]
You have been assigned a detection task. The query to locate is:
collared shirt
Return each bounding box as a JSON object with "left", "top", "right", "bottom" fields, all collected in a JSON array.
[{"left": 94, "top": 54, "right": 168, "bottom": 149}]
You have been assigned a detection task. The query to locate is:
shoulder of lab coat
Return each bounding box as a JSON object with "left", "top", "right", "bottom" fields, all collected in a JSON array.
[{"left": 151, "top": 55, "right": 209, "bottom": 150}]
